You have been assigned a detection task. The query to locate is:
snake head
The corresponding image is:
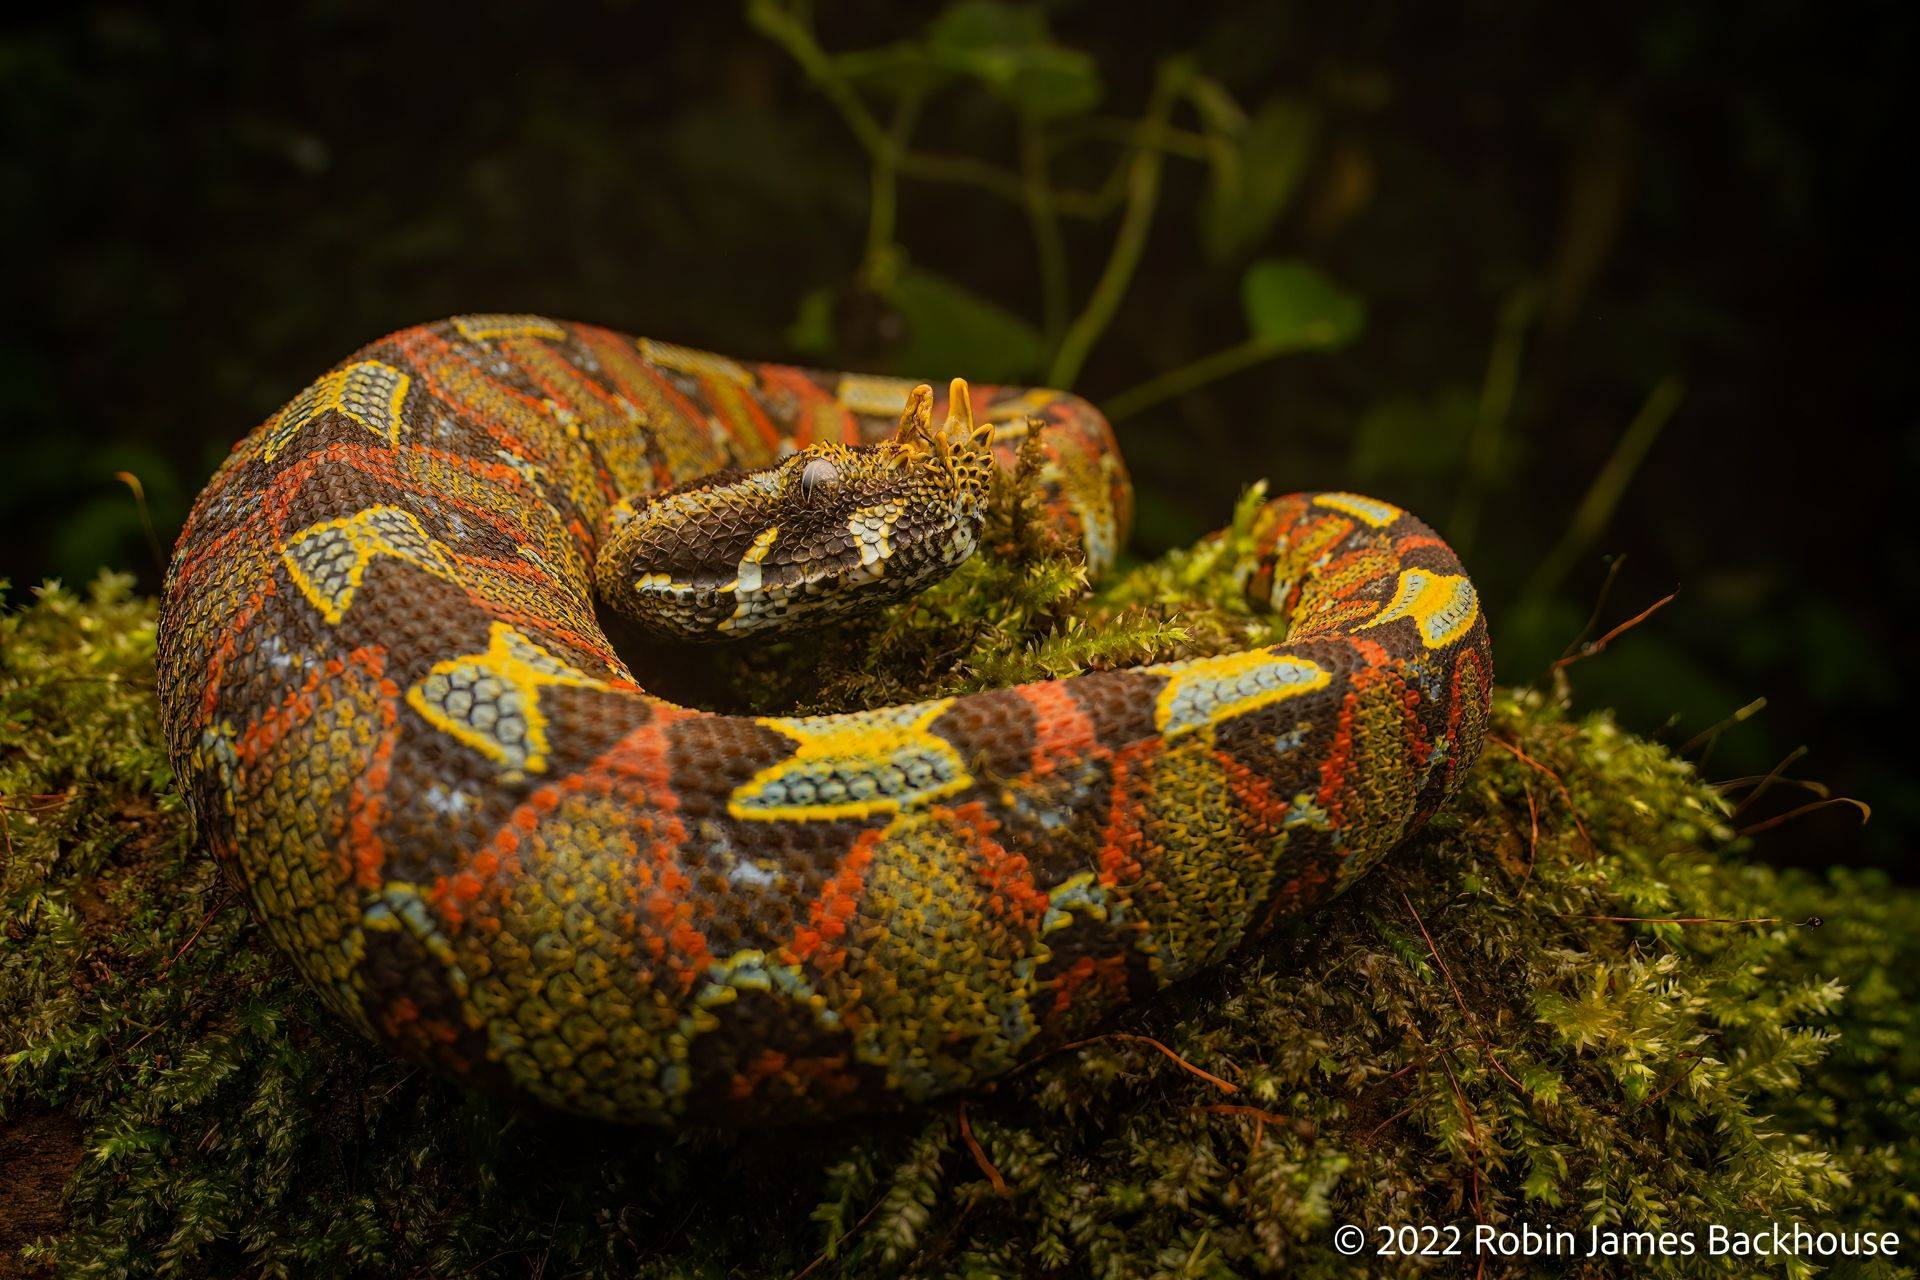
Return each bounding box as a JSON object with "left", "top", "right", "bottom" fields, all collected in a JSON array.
[{"left": 594, "top": 379, "right": 997, "bottom": 641}]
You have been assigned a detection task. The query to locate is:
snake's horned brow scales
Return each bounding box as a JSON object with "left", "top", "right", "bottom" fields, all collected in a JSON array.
[
  {"left": 154, "top": 315, "right": 1492, "bottom": 1126},
  {"left": 944, "top": 376, "right": 977, "bottom": 445},
  {"left": 896, "top": 381, "right": 934, "bottom": 441}
]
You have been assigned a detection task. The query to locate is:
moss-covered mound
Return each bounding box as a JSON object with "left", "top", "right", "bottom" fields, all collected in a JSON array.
[{"left": 3, "top": 494, "right": 1917, "bottom": 1276}]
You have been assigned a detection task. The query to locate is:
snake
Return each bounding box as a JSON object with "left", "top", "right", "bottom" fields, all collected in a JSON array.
[{"left": 156, "top": 314, "right": 1492, "bottom": 1125}]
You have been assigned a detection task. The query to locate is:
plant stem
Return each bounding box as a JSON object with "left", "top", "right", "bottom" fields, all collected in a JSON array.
[
  {"left": 1524, "top": 374, "right": 1685, "bottom": 602},
  {"left": 1102, "top": 336, "right": 1287, "bottom": 422},
  {"left": 750, "top": 0, "right": 1123, "bottom": 219},
  {"left": 860, "top": 94, "right": 923, "bottom": 289},
  {"left": 748, "top": 0, "right": 889, "bottom": 156},
  {"left": 1048, "top": 60, "right": 1191, "bottom": 389},
  {"left": 1449, "top": 285, "right": 1540, "bottom": 556},
  {"left": 900, "top": 144, "right": 1125, "bottom": 219},
  {"left": 1020, "top": 117, "right": 1070, "bottom": 342},
  {"left": 1052, "top": 115, "right": 1216, "bottom": 161}
]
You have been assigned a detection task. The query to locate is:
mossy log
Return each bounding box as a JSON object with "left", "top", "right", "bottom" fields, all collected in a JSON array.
[{"left": 3, "top": 530, "right": 1916, "bottom": 1276}]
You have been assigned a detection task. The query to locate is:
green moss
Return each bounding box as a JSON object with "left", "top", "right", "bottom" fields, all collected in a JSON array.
[{"left": 3, "top": 507, "right": 1917, "bottom": 1277}]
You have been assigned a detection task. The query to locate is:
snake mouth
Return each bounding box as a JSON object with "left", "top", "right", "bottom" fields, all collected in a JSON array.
[{"left": 593, "top": 381, "right": 995, "bottom": 642}]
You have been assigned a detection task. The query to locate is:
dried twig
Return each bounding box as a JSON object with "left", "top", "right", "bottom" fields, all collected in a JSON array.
[
  {"left": 1436, "top": 1050, "right": 1487, "bottom": 1279},
  {"left": 1489, "top": 737, "right": 1594, "bottom": 853},
  {"left": 1638, "top": 1053, "right": 1707, "bottom": 1110},
  {"left": 1552, "top": 589, "right": 1677, "bottom": 673},
  {"left": 1737, "top": 796, "right": 1870, "bottom": 837},
  {"left": 956, "top": 1100, "right": 1009, "bottom": 1197},
  {"left": 1402, "top": 892, "right": 1524, "bottom": 1093},
  {"left": 1715, "top": 746, "right": 1817, "bottom": 817},
  {"left": 1680, "top": 696, "right": 1766, "bottom": 757},
  {"left": 115, "top": 470, "right": 166, "bottom": 572},
  {"left": 789, "top": 1193, "right": 886, "bottom": 1280},
  {"left": 1042, "top": 1032, "right": 1240, "bottom": 1095},
  {"left": 1569, "top": 912, "right": 1822, "bottom": 928},
  {"left": 158, "top": 887, "right": 238, "bottom": 975},
  {"left": 1557, "top": 554, "right": 1627, "bottom": 663}
]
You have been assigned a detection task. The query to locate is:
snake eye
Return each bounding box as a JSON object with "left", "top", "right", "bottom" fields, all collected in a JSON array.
[{"left": 798, "top": 457, "right": 841, "bottom": 500}]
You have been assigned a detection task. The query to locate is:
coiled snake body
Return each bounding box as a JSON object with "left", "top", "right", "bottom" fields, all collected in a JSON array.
[{"left": 157, "top": 315, "right": 1492, "bottom": 1125}]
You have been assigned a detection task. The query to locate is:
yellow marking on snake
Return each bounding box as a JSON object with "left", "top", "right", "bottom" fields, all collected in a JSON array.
[
  {"left": 1361, "top": 568, "right": 1480, "bottom": 649},
  {"left": 728, "top": 525, "right": 781, "bottom": 593},
  {"left": 1151, "top": 651, "right": 1333, "bottom": 737},
  {"left": 640, "top": 337, "right": 753, "bottom": 386},
  {"left": 406, "top": 622, "right": 607, "bottom": 774},
  {"left": 834, "top": 373, "right": 921, "bottom": 418},
  {"left": 731, "top": 700, "right": 971, "bottom": 822},
  {"left": 262, "top": 361, "right": 411, "bottom": 461},
  {"left": 848, "top": 505, "right": 896, "bottom": 569},
  {"left": 452, "top": 314, "right": 567, "bottom": 342},
  {"left": 282, "top": 505, "right": 460, "bottom": 624},
  {"left": 630, "top": 572, "right": 696, "bottom": 596},
  {"left": 1313, "top": 492, "right": 1404, "bottom": 527}
]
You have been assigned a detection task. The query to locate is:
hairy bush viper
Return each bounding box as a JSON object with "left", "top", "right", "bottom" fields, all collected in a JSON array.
[{"left": 157, "top": 315, "right": 1492, "bottom": 1125}]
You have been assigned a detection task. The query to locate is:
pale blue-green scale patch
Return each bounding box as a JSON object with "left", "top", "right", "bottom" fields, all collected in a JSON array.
[{"left": 1150, "top": 651, "right": 1333, "bottom": 737}]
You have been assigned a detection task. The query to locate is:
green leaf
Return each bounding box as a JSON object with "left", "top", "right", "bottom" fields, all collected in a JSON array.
[
  {"left": 786, "top": 285, "right": 837, "bottom": 357},
  {"left": 927, "top": 0, "right": 1049, "bottom": 51},
  {"left": 834, "top": 40, "right": 952, "bottom": 98},
  {"left": 1350, "top": 388, "right": 1477, "bottom": 480},
  {"left": 1240, "top": 258, "right": 1365, "bottom": 349},
  {"left": 1200, "top": 99, "right": 1317, "bottom": 261},
  {"left": 887, "top": 264, "right": 1047, "bottom": 382},
  {"left": 925, "top": 0, "right": 1101, "bottom": 119},
  {"left": 785, "top": 266, "right": 1047, "bottom": 381}
]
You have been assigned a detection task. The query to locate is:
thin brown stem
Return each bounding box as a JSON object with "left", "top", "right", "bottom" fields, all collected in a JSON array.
[
  {"left": 1402, "top": 891, "right": 1524, "bottom": 1094},
  {"left": 1570, "top": 912, "right": 1823, "bottom": 928},
  {"left": 957, "top": 1099, "right": 1010, "bottom": 1196},
  {"left": 1043, "top": 1031, "right": 1239, "bottom": 1094},
  {"left": 1552, "top": 590, "right": 1677, "bottom": 673},
  {"left": 1737, "top": 796, "right": 1870, "bottom": 837}
]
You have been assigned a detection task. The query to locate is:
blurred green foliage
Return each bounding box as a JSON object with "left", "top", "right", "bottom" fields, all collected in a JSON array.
[{"left": 0, "top": 0, "right": 1911, "bottom": 869}]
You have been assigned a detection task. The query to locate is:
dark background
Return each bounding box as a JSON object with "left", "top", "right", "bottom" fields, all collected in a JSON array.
[{"left": 2, "top": 1, "right": 1912, "bottom": 874}]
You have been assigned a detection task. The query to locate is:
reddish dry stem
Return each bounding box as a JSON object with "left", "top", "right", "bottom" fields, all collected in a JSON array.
[
  {"left": 1719, "top": 744, "right": 1813, "bottom": 814},
  {"left": 1401, "top": 891, "right": 1525, "bottom": 1094},
  {"left": 1050, "top": 1032, "right": 1240, "bottom": 1095},
  {"left": 1194, "top": 1103, "right": 1302, "bottom": 1156},
  {"left": 159, "top": 887, "right": 237, "bottom": 976},
  {"left": 1195, "top": 1103, "right": 1296, "bottom": 1126},
  {"left": 1639, "top": 1053, "right": 1707, "bottom": 1109},
  {"left": 1736, "top": 796, "right": 1870, "bottom": 837},
  {"left": 0, "top": 791, "right": 74, "bottom": 813},
  {"left": 789, "top": 1193, "right": 887, "bottom": 1280},
  {"left": 1551, "top": 590, "right": 1677, "bottom": 672},
  {"left": 956, "top": 1100, "right": 1010, "bottom": 1197},
  {"left": 1519, "top": 777, "right": 1540, "bottom": 888},
  {"left": 1490, "top": 736, "right": 1595, "bottom": 853},
  {"left": 1558, "top": 555, "right": 1628, "bottom": 663},
  {"left": 1369, "top": 1039, "right": 1476, "bottom": 1094},
  {"left": 1365, "top": 1103, "right": 1416, "bottom": 1142},
  {"left": 1573, "top": 912, "right": 1822, "bottom": 928},
  {"left": 1435, "top": 1049, "right": 1487, "bottom": 1280}
]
